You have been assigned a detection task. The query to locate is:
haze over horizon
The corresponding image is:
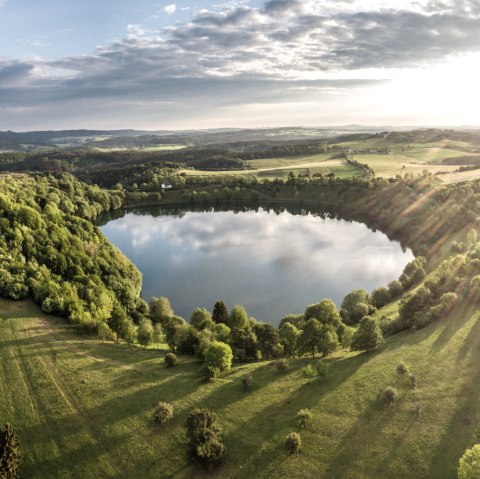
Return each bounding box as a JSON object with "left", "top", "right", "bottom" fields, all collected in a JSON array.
[{"left": 1, "top": 0, "right": 480, "bottom": 131}]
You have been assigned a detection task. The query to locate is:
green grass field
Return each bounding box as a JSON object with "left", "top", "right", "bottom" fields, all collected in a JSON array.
[
  {"left": 2, "top": 297, "right": 480, "bottom": 478},
  {"left": 179, "top": 142, "right": 477, "bottom": 181}
]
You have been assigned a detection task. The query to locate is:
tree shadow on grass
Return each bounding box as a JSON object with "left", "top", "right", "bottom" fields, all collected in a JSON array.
[
  {"left": 202, "top": 351, "right": 379, "bottom": 478},
  {"left": 430, "top": 302, "right": 477, "bottom": 353}
]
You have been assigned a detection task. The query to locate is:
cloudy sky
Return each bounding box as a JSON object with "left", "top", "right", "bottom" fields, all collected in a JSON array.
[{"left": 1, "top": 0, "right": 480, "bottom": 130}]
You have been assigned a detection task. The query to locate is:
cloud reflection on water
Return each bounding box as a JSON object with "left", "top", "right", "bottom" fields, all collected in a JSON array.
[{"left": 101, "top": 208, "right": 414, "bottom": 325}]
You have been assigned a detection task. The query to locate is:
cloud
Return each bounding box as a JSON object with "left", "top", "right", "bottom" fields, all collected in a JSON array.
[
  {"left": 163, "top": 4, "right": 177, "bottom": 15},
  {"left": 2, "top": 0, "right": 480, "bottom": 128}
]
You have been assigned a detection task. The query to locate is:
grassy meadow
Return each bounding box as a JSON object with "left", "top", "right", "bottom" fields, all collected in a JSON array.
[
  {"left": 2, "top": 297, "right": 480, "bottom": 478},
  {"left": 178, "top": 140, "right": 480, "bottom": 182}
]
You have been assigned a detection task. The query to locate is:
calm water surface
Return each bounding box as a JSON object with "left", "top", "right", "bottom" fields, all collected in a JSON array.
[{"left": 100, "top": 206, "right": 414, "bottom": 325}]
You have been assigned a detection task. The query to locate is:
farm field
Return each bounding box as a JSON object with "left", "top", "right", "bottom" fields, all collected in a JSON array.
[
  {"left": 179, "top": 143, "right": 475, "bottom": 180},
  {"left": 2, "top": 297, "right": 480, "bottom": 478}
]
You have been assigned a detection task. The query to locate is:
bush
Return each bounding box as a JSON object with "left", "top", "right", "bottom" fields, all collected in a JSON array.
[
  {"left": 301, "top": 364, "right": 316, "bottom": 384},
  {"left": 153, "top": 402, "right": 173, "bottom": 425},
  {"left": 242, "top": 374, "right": 252, "bottom": 391},
  {"left": 0, "top": 422, "right": 21, "bottom": 478},
  {"left": 396, "top": 362, "right": 408, "bottom": 375},
  {"left": 316, "top": 361, "right": 329, "bottom": 378},
  {"left": 203, "top": 365, "right": 222, "bottom": 381},
  {"left": 383, "top": 386, "right": 398, "bottom": 404},
  {"left": 275, "top": 359, "right": 290, "bottom": 372},
  {"left": 284, "top": 432, "right": 301, "bottom": 455},
  {"left": 164, "top": 352, "right": 177, "bottom": 368},
  {"left": 204, "top": 341, "right": 233, "bottom": 375},
  {"left": 296, "top": 409, "right": 312, "bottom": 428},
  {"left": 186, "top": 408, "right": 224, "bottom": 464},
  {"left": 458, "top": 444, "right": 480, "bottom": 479}
]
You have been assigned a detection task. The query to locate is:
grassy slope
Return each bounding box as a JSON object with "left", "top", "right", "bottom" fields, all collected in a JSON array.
[{"left": 2, "top": 298, "right": 480, "bottom": 479}]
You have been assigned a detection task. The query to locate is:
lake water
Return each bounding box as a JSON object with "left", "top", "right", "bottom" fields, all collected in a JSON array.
[{"left": 100, "top": 206, "right": 414, "bottom": 325}]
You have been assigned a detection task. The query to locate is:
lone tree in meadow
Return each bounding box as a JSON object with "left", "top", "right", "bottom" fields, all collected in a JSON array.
[
  {"left": 0, "top": 422, "right": 21, "bottom": 479},
  {"left": 350, "top": 316, "right": 384, "bottom": 352},
  {"left": 212, "top": 300, "right": 229, "bottom": 325},
  {"left": 186, "top": 408, "right": 225, "bottom": 464},
  {"left": 458, "top": 444, "right": 480, "bottom": 479}
]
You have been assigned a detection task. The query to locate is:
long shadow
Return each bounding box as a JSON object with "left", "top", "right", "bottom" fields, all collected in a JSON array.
[
  {"left": 203, "top": 350, "right": 379, "bottom": 477},
  {"left": 428, "top": 363, "right": 480, "bottom": 479},
  {"left": 456, "top": 310, "right": 480, "bottom": 361},
  {"left": 430, "top": 301, "right": 477, "bottom": 353}
]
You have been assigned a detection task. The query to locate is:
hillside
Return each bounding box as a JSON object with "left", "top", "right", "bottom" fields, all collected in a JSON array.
[{"left": 1, "top": 296, "right": 479, "bottom": 479}]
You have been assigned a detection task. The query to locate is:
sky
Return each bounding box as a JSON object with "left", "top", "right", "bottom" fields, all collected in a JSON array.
[{"left": 1, "top": 0, "right": 480, "bottom": 131}]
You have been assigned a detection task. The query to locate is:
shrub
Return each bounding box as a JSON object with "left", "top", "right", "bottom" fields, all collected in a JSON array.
[
  {"left": 204, "top": 341, "right": 233, "bottom": 375},
  {"left": 275, "top": 359, "right": 290, "bottom": 372},
  {"left": 296, "top": 409, "right": 312, "bottom": 428},
  {"left": 458, "top": 444, "right": 480, "bottom": 479},
  {"left": 383, "top": 386, "right": 398, "bottom": 404},
  {"left": 203, "top": 365, "right": 222, "bottom": 381},
  {"left": 242, "top": 374, "right": 252, "bottom": 391},
  {"left": 301, "top": 364, "right": 316, "bottom": 384},
  {"left": 186, "top": 408, "right": 224, "bottom": 464},
  {"left": 0, "top": 422, "right": 21, "bottom": 479},
  {"left": 153, "top": 402, "right": 173, "bottom": 425},
  {"left": 284, "top": 432, "right": 301, "bottom": 455},
  {"left": 316, "top": 361, "right": 329, "bottom": 378},
  {"left": 164, "top": 352, "right": 177, "bottom": 368},
  {"left": 397, "top": 362, "right": 408, "bottom": 375}
]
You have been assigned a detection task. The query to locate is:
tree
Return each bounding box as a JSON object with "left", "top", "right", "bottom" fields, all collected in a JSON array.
[
  {"left": 0, "top": 423, "right": 21, "bottom": 479},
  {"left": 351, "top": 317, "right": 383, "bottom": 352},
  {"left": 254, "top": 323, "right": 282, "bottom": 359},
  {"left": 230, "top": 327, "right": 259, "bottom": 361},
  {"left": 371, "top": 287, "right": 390, "bottom": 308},
  {"left": 213, "top": 323, "right": 230, "bottom": 343},
  {"left": 279, "top": 322, "right": 300, "bottom": 357},
  {"left": 108, "top": 303, "right": 128, "bottom": 341},
  {"left": 317, "top": 326, "right": 339, "bottom": 357},
  {"left": 458, "top": 444, "right": 480, "bottom": 479},
  {"left": 212, "top": 300, "right": 229, "bottom": 325},
  {"left": 228, "top": 304, "right": 249, "bottom": 330},
  {"left": 299, "top": 318, "right": 323, "bottom": 358},
  {"left": 97, "top": 322, "right": 112, "bottom": 341},
  {"left": 299, "top": 319, "right": 338, "bottom": 358},
  {"left": 204, "top": 341, "right": 233, "bottom": 378},
  {"left": 165, "top": 317, "right": 188, "bottom": 352},
  {"left": 341, "top": 290, "right": 370, "bottom": 324},
  {"left": 190, "top": 307, "right": 214, "bottom": 331},
  {"left": 149, "top": 296, "right": 173, "bottom": 325},
  {"left": 120, "top": 319, "right": 137, "bottom": 346},
  {"left": 137, "top": 318, "right": 154, "bottom": 349},
  {"left": 153, "top": 323, "right": 163, "bottom": 347},
  {"left": 185, "top": 408, "right": 225, "bottom": 464},
  {"left": 304, "top": 299, "right": 341, "bottom": 328}
]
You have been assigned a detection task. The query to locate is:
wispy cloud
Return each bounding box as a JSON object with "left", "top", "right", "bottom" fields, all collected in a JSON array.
[
  {"left": 163, "top": 3, "right": 177, "bottom": 15},
  {"left": 2, "top": 0, "right": 480, "bottom": 128}
]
